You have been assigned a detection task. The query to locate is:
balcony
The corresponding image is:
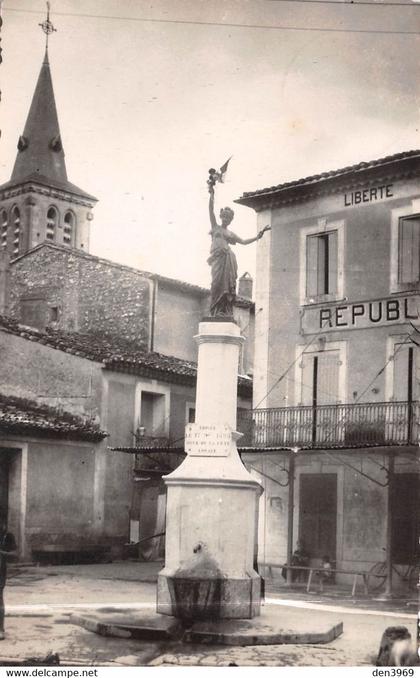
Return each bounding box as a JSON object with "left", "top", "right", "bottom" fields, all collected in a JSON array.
[
  {"left": 237, "top": 401, "right": 420, "bottom": 449},
  {"left": 133, "top": 435, "right": 185, "bottom": 477}
]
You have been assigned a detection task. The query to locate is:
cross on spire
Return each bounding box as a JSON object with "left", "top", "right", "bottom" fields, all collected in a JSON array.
[{"left": 38, "top": 1, "right": 56, "bottom": 52}]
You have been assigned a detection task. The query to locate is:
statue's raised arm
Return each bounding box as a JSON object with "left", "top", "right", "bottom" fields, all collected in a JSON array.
[
  {"left": 208, "top": 183, "right": 217, "bottom": 231},
  {"left": 206, "top": 166, "right": 270, "bottom": 318}
]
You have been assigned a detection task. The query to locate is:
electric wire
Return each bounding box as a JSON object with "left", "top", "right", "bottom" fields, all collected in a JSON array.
[
  {"left": 266, "top": 0, "right": 419, "bottom": 6},
  {"left": 3, "top": 6, "right": 420, "bottom": 36}
]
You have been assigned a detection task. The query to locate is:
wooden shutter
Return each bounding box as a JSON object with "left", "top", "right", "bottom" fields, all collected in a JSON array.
[
  {"left": 327, "top": 231, "right": 338, "bottom": 295},
  {"left": 399, "top": 218, "right": 420, "bottom": 283},
  {"left": 393, "top": 344, "right": 410, "bottom": 401},
  {"left": 300, "top": 353, "right": 315, "bottom": 406},
  {"left": 317, "top": 350, "right": 340, "bottom": 406},
  {"left": 316, "top": 236, "right": 327, "bottom": 295},
  {"left": 306, "top": 235, "right": 319, "bottom": 297},
  {"left": 306, "top": 231, "right": 338, "bottom": 297}
]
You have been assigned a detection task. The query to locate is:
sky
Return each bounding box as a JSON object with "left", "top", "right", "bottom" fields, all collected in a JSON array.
[{"left": 1, "top": 0, "right": 419, "bottom": 288}]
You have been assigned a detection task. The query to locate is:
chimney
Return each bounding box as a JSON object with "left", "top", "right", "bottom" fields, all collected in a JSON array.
[{"left": 238, "top": 272, "right": 253, "bottom": 300}]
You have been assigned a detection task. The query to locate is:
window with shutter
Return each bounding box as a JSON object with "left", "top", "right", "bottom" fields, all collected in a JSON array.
[
  {"left": 11, "top": 206, "right": 21, "bottom": 257},
  {"left": 1, "top": 210, "right": 7, "bottom": 250},
  {"left": 398, "top": 216, "right": 420, "bottom": 284},
  {"left": 306, "top": 230, "right": 338, "bottom": 299}
]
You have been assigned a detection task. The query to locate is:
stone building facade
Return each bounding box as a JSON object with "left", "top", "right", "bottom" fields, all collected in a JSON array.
[
  {"left": 237, "top": 151, "right": 420, "bottom": 590},
  {"left": 5, "top": 242, "right": 254, "bottom": 370}
]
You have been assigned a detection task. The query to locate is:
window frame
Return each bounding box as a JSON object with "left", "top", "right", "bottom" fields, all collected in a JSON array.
[
  {"left": 133, "top": 382, "right": 171, "bottom": 442},
  {"left": 390, "top": 202, "right": 420, "bottom": 293},
  {"left": 299, "top": 219, "right": 344, "bottom": 305},
  {"left": 397, "top": 214, "right": 420, "bottom": 286}
]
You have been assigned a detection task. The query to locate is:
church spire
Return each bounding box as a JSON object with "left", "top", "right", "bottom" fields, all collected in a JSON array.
[
  {"left": 11, "top": 3, "right": 65, "bottom": 184},
  {"left": 0, "top": 4, "right": 97, "bottom": 261}
]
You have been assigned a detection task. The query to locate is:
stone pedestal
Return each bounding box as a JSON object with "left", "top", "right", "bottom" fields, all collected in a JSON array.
[{"left": 157, "top": 321, "right": 263, "bottom": 619}]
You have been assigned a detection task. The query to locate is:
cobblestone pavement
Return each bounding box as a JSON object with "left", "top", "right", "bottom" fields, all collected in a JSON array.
[{"left": 0, "top": 562, "right": 416, "bottom": 667}]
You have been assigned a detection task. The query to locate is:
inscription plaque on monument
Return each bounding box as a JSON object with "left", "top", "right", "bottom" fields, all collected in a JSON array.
[{"left": 185, "top": 423, "right": 232, "bottom": 457}]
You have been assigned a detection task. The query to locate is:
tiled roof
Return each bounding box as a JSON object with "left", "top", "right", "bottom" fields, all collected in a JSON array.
[
  {"left": 104, "top": 352, "right": 252, "bottom": 396},
  {"left": 11, "top": 243, "right": 254, "bottom": 308},
  {"left": 0, "top": 393, "right": 106, "bottom": 442},
  {"left": 236, "top": 150, "right": 420, "bottom": 206},
  {"left": 0, "top": 315, "right": 253, "bottom": 396}
]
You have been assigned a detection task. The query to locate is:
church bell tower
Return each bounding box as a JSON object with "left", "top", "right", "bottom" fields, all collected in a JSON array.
[{"left": 0, "top": 6, "right": 97, "bottom": 259}]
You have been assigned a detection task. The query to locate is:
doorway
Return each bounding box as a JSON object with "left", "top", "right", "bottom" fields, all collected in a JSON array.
[
  {"left": 299, "top": 473, "right": 337, "bottom": 561},
  {"left": 391, "top": 473, "right": 420, "bottom": 563},
  {"left": 0, "top": 456, "right": 9, "bottom": 523}
]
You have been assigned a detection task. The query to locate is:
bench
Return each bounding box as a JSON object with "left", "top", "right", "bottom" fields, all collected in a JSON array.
[{"left": 264, "top": 563, "right": 371, "bottom": 597}]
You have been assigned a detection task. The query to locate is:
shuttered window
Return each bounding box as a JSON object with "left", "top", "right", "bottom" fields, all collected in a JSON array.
[
  {"left": 317, "top": 351, "right": 341, "bottom": 406},
  {"left": 398, "top": 216, "right": 420, "bottom": 284},
  {"left": 300, "top": 350, "right": 341, "bottom": 406},
  {"left": 306, "top": 230, "right": 338, "bottom": 298},
  {"left": 12, "top": 207, "right": 21, "bottom": 257},
  {"left": 1, "top": 210, "right": 7, "bottom": 250}
]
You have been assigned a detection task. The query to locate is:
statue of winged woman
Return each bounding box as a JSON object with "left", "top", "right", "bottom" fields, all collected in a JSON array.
[{"left": 207, "top": 163, "right": 270, "bottom": 317}]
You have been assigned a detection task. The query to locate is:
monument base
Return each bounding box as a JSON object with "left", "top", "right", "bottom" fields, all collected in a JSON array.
[
  {"left": 71, "top": 605, "right": 344, "bottom": 646},
  {"left": 157, "top": 568, "right": 261, "bottom": 620}
]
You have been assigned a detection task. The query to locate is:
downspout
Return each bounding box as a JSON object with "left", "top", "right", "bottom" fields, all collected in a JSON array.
[
  {"left": 149, "top": 277, "right": 157, "bottom": 352},
  {"left": 286, "top": 452, "right": 295, "bottom": 585},
  {"left": 384, "top": 452, "right": 395, "bottom": 597}
]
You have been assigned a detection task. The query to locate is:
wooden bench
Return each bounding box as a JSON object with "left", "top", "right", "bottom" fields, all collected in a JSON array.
[
  {"left": 264, "top": 563, "right": 371, "bottom": 597},
  {"left": 306, "top": 566, "right": 369, "bottom": 597}
]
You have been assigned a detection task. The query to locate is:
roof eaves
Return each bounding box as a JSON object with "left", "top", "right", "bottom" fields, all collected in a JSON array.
[
  {"left": 236, "top": 150, "right": 420, "bottom": 207},
  {"left": 0, "top": 174, "right": 97, "bottom": 203},
  {"left": 0, "top": 394, "right": 107, "bottom": 442}
]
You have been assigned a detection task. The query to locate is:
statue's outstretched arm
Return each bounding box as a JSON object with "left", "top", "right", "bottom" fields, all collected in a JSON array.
[{"left": 235, "top": 224, "right": 271, "bottom": 245}]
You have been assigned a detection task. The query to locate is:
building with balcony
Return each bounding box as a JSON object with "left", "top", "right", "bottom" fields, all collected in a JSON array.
[
  {"left": 0, "top": 313, "right": 252, "bottom": 561},
  {"left": 236, "top": 151, "right": 420, "bottom": 588}
]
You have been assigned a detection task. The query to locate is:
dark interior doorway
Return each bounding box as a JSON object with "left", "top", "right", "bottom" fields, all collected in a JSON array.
[
  {"left": 0, "top": 456, "right": 9, "bottom": 524},
  {"left": 299, "top": 473, "right": 337, "bottom": 561},
  {"left": 391, "top": 473, "right": 420, "bottom": 563}
]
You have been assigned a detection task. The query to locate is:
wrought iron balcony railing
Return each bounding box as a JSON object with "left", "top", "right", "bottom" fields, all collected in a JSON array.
[{"left": 237, "top": 401, "right": 420, "bottom": 449}]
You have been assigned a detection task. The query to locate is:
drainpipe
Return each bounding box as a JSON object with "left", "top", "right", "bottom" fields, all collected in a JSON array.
[
  {"left": 286, "top": 452, "right": 295, "bottom": 585},
  {"left": 384, "top": 452, "right": 395, "bottom": 597},
  {"left": 149, "top": 278, "right": 157, "bottom": 352}
]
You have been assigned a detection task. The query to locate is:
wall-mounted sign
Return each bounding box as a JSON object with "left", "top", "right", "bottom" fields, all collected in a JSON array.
[
  {"left": 185, "top": 423, "right": 232, "bottom": 457},
  {"left": 302, "top": 295, "right": 420, "bottom": 334},
  {"left": 344, "top": 184, "right": 393, "bottom": 207}
]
